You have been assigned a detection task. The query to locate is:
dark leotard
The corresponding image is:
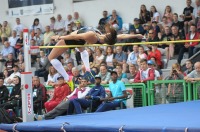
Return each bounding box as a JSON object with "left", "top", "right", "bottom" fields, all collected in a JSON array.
[{"left": 64, "top": 27, "right": 102, "bottom": 45}]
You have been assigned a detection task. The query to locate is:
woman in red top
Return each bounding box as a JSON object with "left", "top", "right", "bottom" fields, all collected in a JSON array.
[
  {"left": 147, "top": 44, "right": 162, "bottom": 68},
  {"left": 44, "top": 76, "right": 71, "bottom": 112}
]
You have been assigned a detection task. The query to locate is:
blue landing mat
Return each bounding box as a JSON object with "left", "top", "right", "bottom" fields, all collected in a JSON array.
[{"left": 0, "top": 101, "right": 200, "bottom": 132}]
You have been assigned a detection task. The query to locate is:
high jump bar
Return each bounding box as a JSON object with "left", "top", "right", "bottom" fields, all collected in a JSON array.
[{"left": 30, "top": 39, "right": 200, "bottom": 49}]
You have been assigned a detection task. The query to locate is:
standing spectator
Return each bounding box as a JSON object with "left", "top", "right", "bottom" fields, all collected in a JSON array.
[
  {"left": 44, "top": 26, "right": 55, "bottom": 46},
  {"left": 13, "top": 18, "right": 24, "bottom": 36},
  {"left": 97, "top": 65, "right": 111, "bottom": 84},
  {"left": 177, "top": 24, "right": 200, "bottom": 64},
  {"left": 1, "top": 41, "right": 14, "bottom": 59},
  {"left": 105, "top": 46, "right": 115, "bottom": 71},
  {"left": 163, "top": 5, "right": 173, "bottom": 23},
  {"left": 30, "top": 18, "right": 43, "bottom": 33},
  {"left": 33, "top": 28, "right": 44, "bottom": 46},
  {"left": 44, "top": 76, "right": 71, "bottom": 112},
  {"left": 127, "top": 45, "right": 139, "bottom": 65},
  {"left": 98, "top": 10, "right": 108, "bottom": 32},
  {"left": 95, "top": 71, "right": 127, "bottom": 112},
  {"left": 0, "top": 21, "right": 11, "bottom": 44},
  {"left": 184, "top": 60, "right": 194, "bottom": 75},
  {"left": 150, "top": 6, "right": 161, "bottom": 23},
  {"left": 49, "top": 17, "right": 56, "bottom": 31},
  {"left": 54, "top": 14, "right": 65, "bottom": 35},
  {"left": 180, "top": 0, "right": 194, "bottom": 34},
  {"left": 129, "top": 18, "right": 144, "bottom": 34},
  {"left": 139, "top": 4, "right": 151, "bottom": 24},
  {"left": 46, "top": 66, "right": 60, "bottom": 86},
  {"left": 0, "top": 78, "right": 9, "bottom": 104},
  {"left": 108, "top": 10, "right": 123, "bottom": 30}
]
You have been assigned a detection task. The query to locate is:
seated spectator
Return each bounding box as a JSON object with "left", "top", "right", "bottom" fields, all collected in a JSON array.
[
  {"left": 195, "top": 10, "right": 200, "bottom": 32},
  {"left": 49, "top": 16, "right": 56, "bottom": 31},
  {"left": 163, "top": 5, "right": 173, "bottom": 24},
  {"left": 115, "top": 64, "right": 127, "bottom": 82},
  {"left": 114, "top": 46, "right": 127, "bottom": 68},
  {"left": 71, "top": 75, "right": 106, "bottom": 114},
  {"left": 75, "top": 20, "right": 83, "bottom": 30},
  {"left": 63, "top": 24, "right": 75, "bottom": 35},
  {"left": 30, "top": 39, "right": 40, "bottom": 65},
  {"left": 160, "top": 16, "right": 172, "bottom": 33},
  {"left": 95, "top": 71, "right": 127, "bottom": 112},
  {"left": 0, "top": 76, "right": 21, "bottom": 110},
  {"left": 81, "top": 65, "right": 96, "bottom": 84},
  {"left": 1, "top": 41, "right": 14, "bottom": 59},
  {"left": 63, "top": 52, "right": 74, "bottom": 66},
  {"left": 171, "top": 13, "right": 184, "bottom": 34},
  {"left": 0, "top": 21, "right": 11, "bottom": 44},
  {"left": 34, "top": 78, "right": 90, "bottom": 120},
  {"left": 46, "top": 66, "right": 60, "bottom": 86},
  {"left": 138, "top": 46, "right": 147, "bottom": 59},
  {"left": 30, "top": 18, "right": 43, "bottom": 33},
  {"left": 105, "top": 46, "right": 115, "bottom": 71},
  {"left": 73, "top": 12, "right": 84, "bottom": 27},
  {"left": 127, "top": 64, "right": 138, "bottom": 83},
  {"left": 44, "top": 26, "right": 55, "bottom": 46},
  {"left": 92, "top": 48, "right": 104, "bottom": 69},
  {"left": 65, "top": 62, "right": 74, "bottom": 76},
  {"left": 16, "top": 54, "right": 24, "bottom": 72},
  {"left": 0, "top": 78, "right": 9, "bottom": 104},
  {"left": 97, "top": 65, "right": 111, "bottom": 84},
  {"left": 98, "top": 10, "right": 108, "bottom": 33},
  {"left": 35, "top": 51, "right": 50, "bottom": 82},
  {"left": 33, "top": 28, "right": 44, "bottom": 46},
  {"left": 108, "top": 9, "right": 123, "bottom": 31},
  {"left": 15, "top": 32, "right": 23, "bottom": 55},
  {"left": 177, "top": 24, "right": 200, "bottom": 64},
  {"left": 139, "top": 4, "right": 151, "bottom": 24},
  {"left": 151, "top": 21, "right": 161, "bottom": 38},
  {"left": 166, "top": 63, "right": 185, "bottom": 103},
  {"left": 72, "top": 67, "right": 83, "bottom": 88},
  {"left": 64, "top": 14, "right": 74, "bottom": 32},
  {"left": 184, "top": 60, "right": 194, "bottom": 75},
  {"left": 44, "top": 76, "right": 71, "bottom": 112},
  {"left": 54, "top": 14, "right": 65, "bottom": 35},
  {"left": 150, "top": 6, "right": 161, "bottom": 22},
  {"left": 3, "top": 69, "right": 9, "bottom": 86},
  {"left": 184, "top": 62, "right": 200, "bottom": 83},
  {"left": 129, "top": 18, "right": 144, "bottom": 34},
  {"left": 32, "top": 76, "right": 47, "bottom": 114},
  {"left": 147, "top": 44, "right": 162, "bottom": 68},
  {"left": 4, "top": 53, "right": 16, "bottom": 75},
  {"left": 8, "top": 30, "right": 18, "bottom": 58},
  {"left": 6, "top": 65, "right": 21, "bottom": 85},
  {"left": 134, "top": 59, "right": 155, "bottom": 83},
  {"left": 147, "top": 60, "right": 162, "bottom": 80},
  {"left": 86, "top": 48, "right": 94, "bottom": 68},
  {"left": 91, "top": 67, "right": 99, "bottom": 75},
  {"left": 147, "top": 29, "right": 160, "bottom": 43},
  {"left": 13, "top": 18, "right": 24, "bottom": 36}
]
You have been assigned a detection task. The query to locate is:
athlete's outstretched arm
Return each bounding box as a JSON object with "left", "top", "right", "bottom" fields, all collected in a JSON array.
[{"left": 117, "top": 34, "right": 143, "bottom": 40}]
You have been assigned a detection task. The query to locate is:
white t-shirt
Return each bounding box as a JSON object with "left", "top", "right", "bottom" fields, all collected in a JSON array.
[
  {"left": 153, "top": 12, "right": 161, "bottom": 22},
  {"left": 46, "top": 73, "right": 60, "bottom": 85},
  {"left": 30, "top": 24, "right": 43, "bottom": 32},
  {"left": 106, "top": 54, "right": 113, "bottom": 63},
  {"left": 64, "top": 19, "right": 74, "bottom": 30},
  {"left": 54, "top": 20, "right": 65, "bottom": 35},
  {"left": 9, "top": 36, "right": 19, "bottom": 47},
  {"left": 13, "top": 24, "right": 24, "bottom": 36}
]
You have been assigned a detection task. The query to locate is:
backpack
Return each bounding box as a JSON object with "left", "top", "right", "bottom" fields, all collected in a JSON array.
[{"left": 0, "top": 108, "right": 15, "bottom": 124}]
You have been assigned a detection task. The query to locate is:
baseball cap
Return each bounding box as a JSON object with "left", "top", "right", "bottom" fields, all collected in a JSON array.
[
  {"left": 147, "top": 60, "right": 155, "bottom": 65},
  {"left": 95, "top": 75, "right": 101, "bottom": 79}
]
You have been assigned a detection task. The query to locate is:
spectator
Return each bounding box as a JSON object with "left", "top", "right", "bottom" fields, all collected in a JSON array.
[
  {"left": 127, "top": 45, "right": 139, "bottom": 65},
  {"left": 65, "top": 62, "right": 74, "bottom": 76},
  {"left": 8, "top": 30, "right": 18, "bottom": 58},
  {"left": 180, "top": 0, "right": 194, "bottom": 34},
  {"left": 1, "top": 41, "right": 14, "bottom": 59},
  {"left": 73, "top": 12, "right": 84, "bottom": 27},
  {"left": 92, "top": 48, "right": 104, "bottom": 68},
  {"left": 75, "top": 20, "right": 83, "bottom": 30},
  {"left": 32, "top": 76, "right": 47, "bottom": 114},
  {"left": 115, "top": 64, "right": 127, "bottom": 82},
  {"left": 30, "top": 39, "right": 40, "bottom": 64},
  {"left": 0, "top": 78, "right": 9, "bottom": 104},
  {"left": 163, "top": 5, "right": 173, "bottom": 23},
  {"left": 147, "top": 44, "right": 162, "bottom": 68},
  {"left": 177, "top": 24, "right": 200, "bottom": 64},
  {"left": 166, "top": 63, "right": 185, "bottom": 103},
  {"left": 108, "top": 9, "right": 123, "bottom": 30},
  {"left": 0, "top": 21, "right": 11, "bottom": 44},
  {"left": 114, "top": 46, "right": 127, "bottom": 67},
  {"left": 54, "top": 14, "right": 65, "bottom": 35},
  {"left": 171, "top": 13, "right": 184, "bottom": 34},
  {"left": 72, "top": 67, "right": 82, "bottom": 87},
  {"left": 63, "top": 52, "right": 74, "bottom": 65},
  {"left": 16, "top": 54, "right": 24, "bottom": 72},
  {"left": 105, "top": 46, "right": 115, "bottom": 71},
  {"left": 147, "top": 60, "right": 162, "bottom": 80},
  {"left": 151, "top": 21, "right": 161, "bottom": 38},
  {"left": 34, "top": 78, "right": 90, "bottom": 120},
  {"left": 98, "top": 10, "right": 108, "bottom": 32},
  {"left": 98, "top": 65, "right": 111, "bottom": 84},
  {"left": 49, "top": 16, "right": 56, "bottom": 31},
  {"left": 30, "top": 18, "right": 43, "bottom": 33},
  {"left": 139, "top": 4, "right": 151, "bottom": 24},
  {"left": 138, "top": 46, "right": 147, "bottom": 59},
  {"left": 13, "top": 18, "right": 24, "bottom": 36},
  {"left": 6, "top": 65, "right": 21, "bottom": 85},
  {"left": 195, "top": 10, "right": 200, "bottom": 32},
  {"left": 44, "top": 75, "right": 71, "bottom": 112},
  {"left": 95, "top": 71, "right": 127, "bottom": 112},
  {"left": 184, "top": 60, "right": 194, "bottom": 75},
  {"left": 86, "top": 48, "right": 94, "bottom": 68},
  {"left": 134, "top": 59, "right": 155, "bottom": 83},
  {"left": 147, "top": 29, "right": 160, "bottom": 42},
  {"left": 184, "top": 61, "right": 200, "bottom": 82},
  {"left": 129, "top": 18, "right": 144, "bottom": 34},
  {"left": 44, "top": 25, "right": 55, "bottom": 46},
  {"left": 15, "top": 32, "right": 23, "bottom": 55},
  {"left": 46, "top": 66, "right": 60, "bottom": 86},
  {"left": 150, "top": 5, "right": 161, "bottom": 22},
  {"left": 160, "top": 16, "right": 172, "bottom": 34},
  {"left": 35, "top": 51, "right": 50, "bottom": 82},
  {"left": 64, "top": 15, "right": 74, "bottom": 30},
  {"left": 63, "top": 24, "right": 74, "bottom": 35},
  {"left": 3, "top": 69, "right": 10, "bottom": 86},
  {"left": 0, "top": 76, "right": 21, "bottom": 110},
  {"left": 4, "top": 53, "right": 16, "bottom": 75},
  {"left": 33, "top": 28, "right": 44, "bottom": 46},
  {"left": 191, "top": 0, "right": 200, "bottom": 24},
  {"left": 127, "top": 64, "right": 138, "bottom": 83},
  {"left": 71, "top": 75, "right": 106, "bottom": 114}
]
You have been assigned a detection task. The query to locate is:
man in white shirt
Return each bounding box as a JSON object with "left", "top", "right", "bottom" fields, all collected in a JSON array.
[
  {"left": 54, "top": 14, "right": 65, "bottom": 35},
  {"left": 6, "top": 65, "right": 21, "bottom": 85},
  {"left": 8, "top": 30, "right": 18, "bottom": 47},
  {"left": 64, "top": 14, "right": 74, "bottom": 31},
  {"left": 13, "top": 18, "right": 24, "bottom": 36}
]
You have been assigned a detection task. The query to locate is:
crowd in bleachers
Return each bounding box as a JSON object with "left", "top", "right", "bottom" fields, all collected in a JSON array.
[{"left": 0, "top": 0, "right": 200, "bottom": 121}]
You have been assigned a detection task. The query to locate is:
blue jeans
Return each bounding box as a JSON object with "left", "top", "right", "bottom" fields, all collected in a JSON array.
[{"left": 95, "top": 101, "right": 125, "bottom": 112}]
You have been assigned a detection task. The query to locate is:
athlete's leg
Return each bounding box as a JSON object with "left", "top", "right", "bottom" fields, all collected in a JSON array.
[{"left": 48, "top": 39, "right": 69, "bottom": 81}]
